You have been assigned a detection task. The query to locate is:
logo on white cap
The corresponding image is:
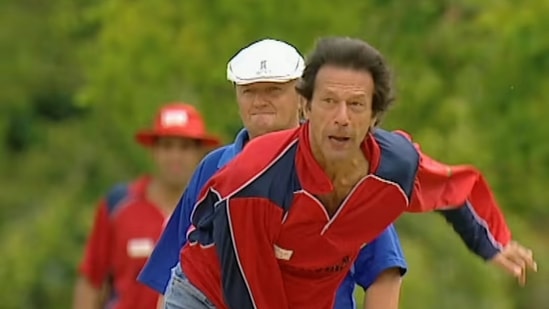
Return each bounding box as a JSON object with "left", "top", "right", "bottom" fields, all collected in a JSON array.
[
  {"left": 161, "top": 110, "right": 188, "bottom": 128},
  {"left": 256, "top": 60, "right": 270, "bottom": 76}
]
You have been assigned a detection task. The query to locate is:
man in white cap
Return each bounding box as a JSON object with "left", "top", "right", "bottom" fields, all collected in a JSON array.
[{"left": 138, "top": 38, "right": 535, "bottom": 309}]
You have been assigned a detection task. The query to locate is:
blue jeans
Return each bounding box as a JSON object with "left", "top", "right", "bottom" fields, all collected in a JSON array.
[{"left": 164, "top": 263, "right": 216, "bottom": 309}]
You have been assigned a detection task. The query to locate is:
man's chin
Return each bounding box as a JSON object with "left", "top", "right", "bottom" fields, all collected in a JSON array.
[
  {"left": 322, "top": 147, "right": 354, "bottom": 163},
  {"left": 250, "top": 123, "right": 280, "bottom": 137}
]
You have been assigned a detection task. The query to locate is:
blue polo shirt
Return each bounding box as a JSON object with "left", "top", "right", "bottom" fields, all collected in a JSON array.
[{"left": 138, "top": 128, "right": 407, "bottom": 309}]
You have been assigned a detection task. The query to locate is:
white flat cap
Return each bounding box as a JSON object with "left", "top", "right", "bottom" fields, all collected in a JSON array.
[{"left": 227, "top": 38, "right": 305, "bottom": 85}]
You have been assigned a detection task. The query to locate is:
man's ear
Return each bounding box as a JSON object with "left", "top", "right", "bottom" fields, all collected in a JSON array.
[
  {"left": 296, "top": 96, "right": 307, "bottom": 119},
  {"left": 302, "top": 100, "right": 311, "bottom": 119},
  {"left": 370, "top": 116, "right": 379, "bottom": 131}
]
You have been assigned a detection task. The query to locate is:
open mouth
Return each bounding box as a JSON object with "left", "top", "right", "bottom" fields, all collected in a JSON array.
[{"left": 328, "top": 136, "right": 350, "bottom": 142}]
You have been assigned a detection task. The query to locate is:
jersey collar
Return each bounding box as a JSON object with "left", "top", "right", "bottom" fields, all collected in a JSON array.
[
  {"left": 295, "top": 122, "right": 380, "bottom": 195},
  {"left": 217, "top": 128, "right": 250, "bottom": 168},
  {"left": 133, "top": 175, "right": 152, "bottom": 197}
]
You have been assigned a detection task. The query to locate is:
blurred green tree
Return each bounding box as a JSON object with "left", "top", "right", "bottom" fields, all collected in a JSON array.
[{"left": 0, "top": 0, "right": 547, "bottom": 308}]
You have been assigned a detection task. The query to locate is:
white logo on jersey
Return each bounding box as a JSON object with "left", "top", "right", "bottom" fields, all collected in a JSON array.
[{"left": 274, "top": 244, "right": 293, "bottom": 261}]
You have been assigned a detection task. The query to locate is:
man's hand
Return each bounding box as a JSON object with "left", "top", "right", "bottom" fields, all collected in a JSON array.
[{"left": 490, "top": 241, "right": 537, "bottom": 286}]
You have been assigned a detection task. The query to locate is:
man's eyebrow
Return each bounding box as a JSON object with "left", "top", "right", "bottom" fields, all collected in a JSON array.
[
  {"left": 347, "top": 93, "right": 369, "bottom": 100},
  {"left": 320, "top": 88, "right": 369, "bottom": 98},
  {"left": 318, "top": 88, "right": 338, "bottom": 96}
]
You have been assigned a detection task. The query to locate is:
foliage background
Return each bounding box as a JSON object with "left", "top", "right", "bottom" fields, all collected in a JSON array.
[{"left": 1, "top": 0, "right": 547, "bottom": 308}]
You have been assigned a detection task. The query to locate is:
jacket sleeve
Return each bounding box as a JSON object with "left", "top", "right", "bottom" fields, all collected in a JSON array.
[
  {"left": 352, "top": 225, "right": 407, "bottom": 290},
  {"left": 213, "top": 195, "right": 288, "bottom": 309},
  {"left": 399, "top": 131, "right": 512, "bottom": 260},
  {"left": 79, "top": 201, "right": 111, "bottom": 288},
  {"left": 138, "top": 158, "right": 211, "bottom": 293},
  {"left": 137, "top": 193, "right": 186, "bottom": 293}
]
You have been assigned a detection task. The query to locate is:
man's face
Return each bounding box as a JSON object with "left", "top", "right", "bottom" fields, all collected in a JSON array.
[
  {"left": 151, "top": 137, "right": 204, "bottom": 189},
  {"left": 307, "top": 65, "right": 376, "bottom": 162},
  {"left": 235, "top": 80, "right": 300, "bottom": 138}
]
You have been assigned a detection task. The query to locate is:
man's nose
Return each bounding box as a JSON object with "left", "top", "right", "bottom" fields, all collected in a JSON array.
[
  {"left": 251, "top": 93, "right": 269, "bottom": 107},
  {"left": 334, "top": 102, "right": 350, "bottom": 126}
]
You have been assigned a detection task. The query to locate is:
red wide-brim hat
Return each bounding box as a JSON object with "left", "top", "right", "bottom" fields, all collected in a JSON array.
[{"left": 135, "top": 103, "right": 221, "bottom": 147}]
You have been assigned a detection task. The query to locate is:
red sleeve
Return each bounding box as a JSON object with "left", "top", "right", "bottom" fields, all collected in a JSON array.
[
  {"left": 213, "top": 196, "right": 288, "bottom": 309},
  {"left": 397, "top": 131, "right": 512, "bottom": 258},
  {"left": 79, "top": 201, "right": 111, "bottom": 288}
]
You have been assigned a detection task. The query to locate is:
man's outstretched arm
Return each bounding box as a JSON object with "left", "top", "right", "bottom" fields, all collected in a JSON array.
[{"left": 399, "top": 131, "right": 537, "bottom": 284}]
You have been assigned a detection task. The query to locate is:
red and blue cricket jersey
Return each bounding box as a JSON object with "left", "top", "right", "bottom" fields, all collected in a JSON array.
[
  {"left": 79, "top": 176, "right": 167, "bottom": 309},
  {"left": 181, "top": 123, "right": 511, "bottom": 309}
]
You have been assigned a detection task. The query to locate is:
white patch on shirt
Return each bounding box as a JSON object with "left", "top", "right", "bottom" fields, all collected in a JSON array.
[
  {"left": 127, "top": 238, "right": 155, "bottom": 258},
  {"left": 274, "top": 244, "right": 293, "bottom": 261}
]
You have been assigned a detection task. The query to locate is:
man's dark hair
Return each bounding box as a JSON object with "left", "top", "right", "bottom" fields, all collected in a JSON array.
[{"left": 296, "top": 37, "right": 395, "bottom": 124}]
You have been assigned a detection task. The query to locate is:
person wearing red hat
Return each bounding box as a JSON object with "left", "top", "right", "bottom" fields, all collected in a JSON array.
[{"left": 72, "top": 103, "right": 220, "bottom": 309}]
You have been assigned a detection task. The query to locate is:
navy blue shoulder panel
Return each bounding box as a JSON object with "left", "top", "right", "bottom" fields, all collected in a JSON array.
[
  {"left": 233, "top": 141, "right": 300, "bottom": 214},
  {"left": 105, "top": 183, "right": 130, "bottom": 215},
  {"left": 373, "top": 129, "right": 420, "bottom": 199}
]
